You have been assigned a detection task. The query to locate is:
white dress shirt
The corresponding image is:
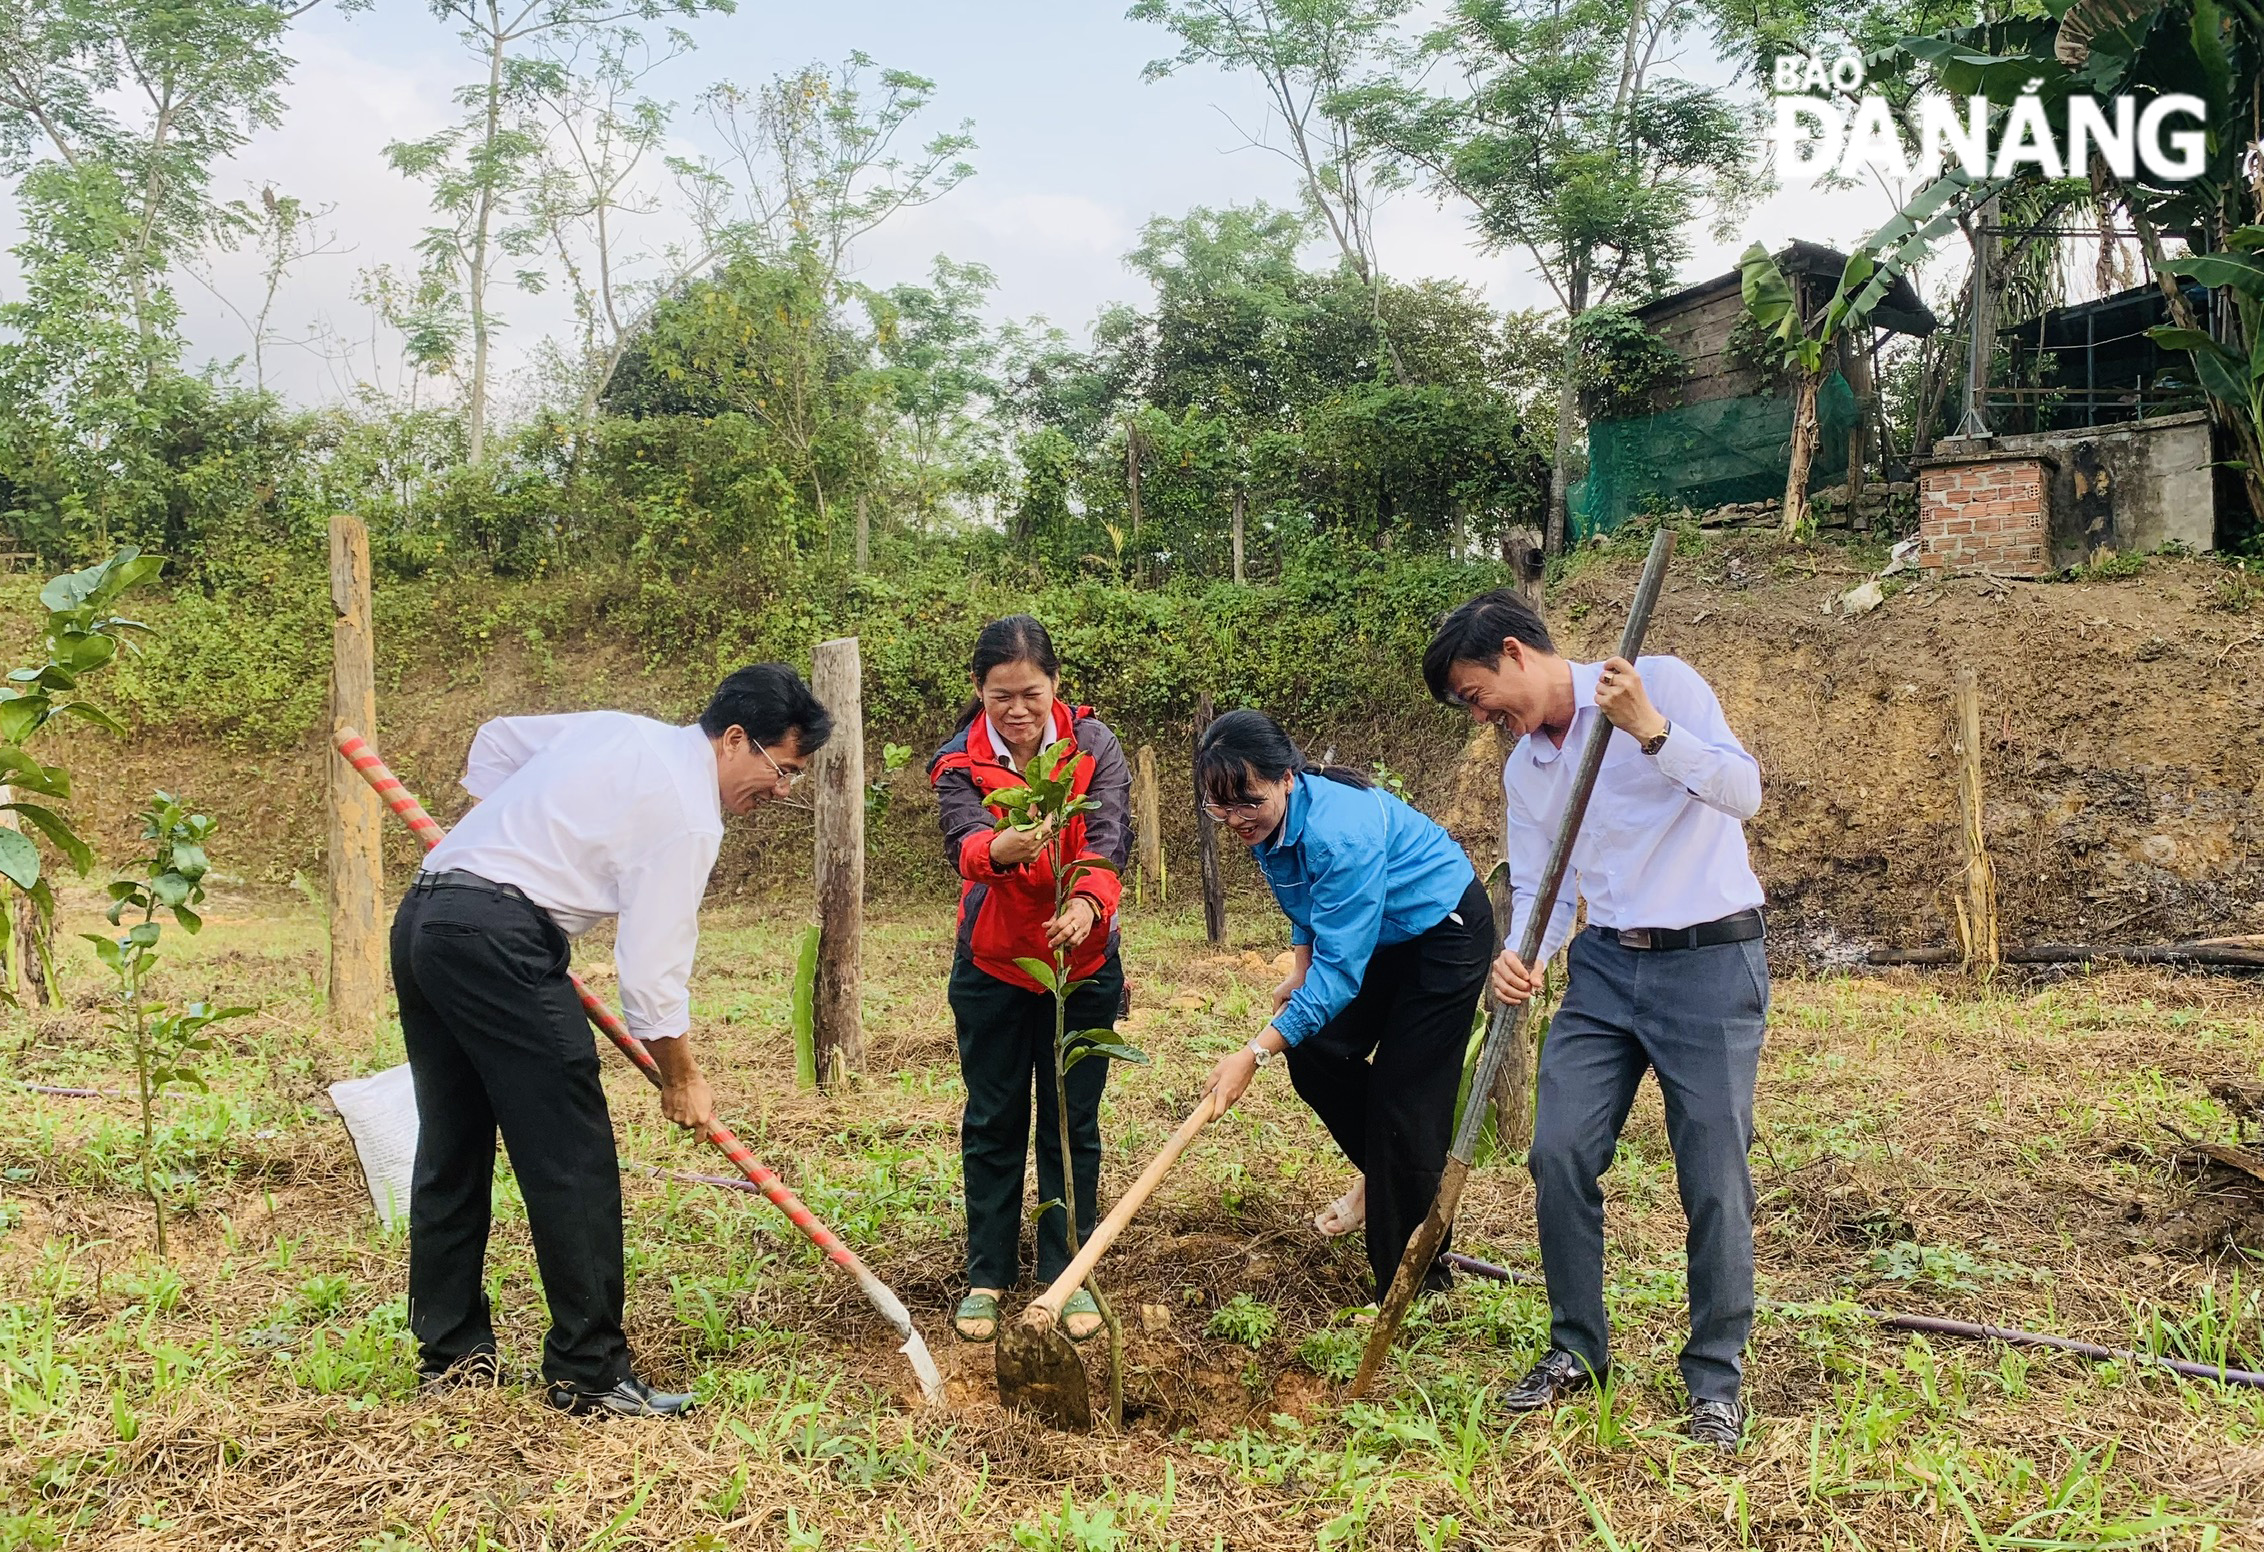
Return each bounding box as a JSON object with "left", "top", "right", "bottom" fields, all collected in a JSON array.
[
  {"left": 1504, "top": 656, "right": 1764, "bottom": 963},
  {"left": 425, "top": 712, "right": 723, "bottom": 1042}
]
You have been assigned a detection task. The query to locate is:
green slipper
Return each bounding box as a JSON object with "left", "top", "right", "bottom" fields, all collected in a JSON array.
[
  {"left": 954, "top": 1291, "right": 1000, "bottom": 1344},
  {"left": 1061, "top": 1288, "right": 1103, "bottom": 1344}
]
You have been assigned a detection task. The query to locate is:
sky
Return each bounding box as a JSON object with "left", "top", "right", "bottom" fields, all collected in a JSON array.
[{"left": 4, "top": 0, "right": 1913, "bottom": 407}]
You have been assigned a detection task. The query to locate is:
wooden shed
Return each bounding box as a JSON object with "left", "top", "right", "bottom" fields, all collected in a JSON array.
[{"left": 1629, "top": 240, "right": 1938, "bottom": 413}]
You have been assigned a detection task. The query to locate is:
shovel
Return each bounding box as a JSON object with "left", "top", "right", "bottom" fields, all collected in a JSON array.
[
  {"left": 996, "top": 1089, "right": 1225, "bottom": 1429},
  {"left": 335, "top": 727, "right": 946, "bottom": 1407}
]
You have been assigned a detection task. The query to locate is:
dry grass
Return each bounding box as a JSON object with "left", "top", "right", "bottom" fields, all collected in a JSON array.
[{"left": 3, "top": 892, "right": 2263, "bottom": 1550}]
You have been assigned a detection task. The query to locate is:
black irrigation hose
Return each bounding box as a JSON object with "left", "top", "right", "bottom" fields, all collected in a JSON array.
[{"left": 1441, "top": 1252, "right": 2264, "bottom": 1391}]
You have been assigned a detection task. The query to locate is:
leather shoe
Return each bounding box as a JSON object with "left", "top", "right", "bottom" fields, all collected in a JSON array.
[
  {"left": 1500, "top": 1349, "right": 1602, "bottom": 1413},
  {"left": 544, "top": 1374, "right": 695, "bottom": 1419},
  {"left": 1687, "top": 1397, "right": 1746, "bottom": 1452}
]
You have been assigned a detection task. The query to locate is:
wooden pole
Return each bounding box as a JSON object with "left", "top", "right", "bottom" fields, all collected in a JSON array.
[
  {"left": 1230, "top": 488, "right": 1246, "bottom": 584},
  {"left": 811, "top": 636, "right": 865, "bottom": 1088},
  {"left": 1951, "top": 666, "right": 2000, "bottom": 970},
  {"left": 1134, "top": 744, "right": 1163, "bottom": 906},
  {"left": 327, "top": 516, "right": 384, "bottom": 1040},
  {"left": 854, "top": 490, "right": 870, "bottom": 572},
  {"left": 1194, "top": 694, "right": 1225, "bottom": 947}
]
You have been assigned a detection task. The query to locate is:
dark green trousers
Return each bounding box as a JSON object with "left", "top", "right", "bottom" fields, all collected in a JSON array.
[{"left": 950, "top": 952, "right": 1122, "bottom": 1289}]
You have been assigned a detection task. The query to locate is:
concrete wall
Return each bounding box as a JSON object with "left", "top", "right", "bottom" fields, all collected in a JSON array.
[{"left": 1997, "top": 410, "right": 2215, "bottom": 567}]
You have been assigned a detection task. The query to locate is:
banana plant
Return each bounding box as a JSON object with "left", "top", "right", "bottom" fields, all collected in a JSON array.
[
  {"left": 987, "top": 733, "right": 1148, "bottom": 1428},
  {"left": 0, "top": 547, "right": 164, "bottom": 1002},
  {"left": 2151, "top": 231, "right": 2264, "bottom": 497}
]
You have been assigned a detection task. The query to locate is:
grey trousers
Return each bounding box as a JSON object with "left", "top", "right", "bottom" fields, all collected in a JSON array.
[{"left": 1529, "top": 926, "right": 1769, "bottom": 1403}]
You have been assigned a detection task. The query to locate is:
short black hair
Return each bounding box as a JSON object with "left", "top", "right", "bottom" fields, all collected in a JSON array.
[
  {"left": 1421, "top": 591, "right": 1556, "bottom": 703},
  {"left": 700, "top": 663, "right": 835, "bottom": 752}
]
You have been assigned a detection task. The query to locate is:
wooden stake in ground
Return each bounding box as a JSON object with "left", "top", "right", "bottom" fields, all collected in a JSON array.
[
  {"left": 1195, "top": 693, "right": 1225, "bottom": 946},
  {"left": 326, "top": 515, "right": 384, "bottom": 1041},
  {"left": 811, "top": 637, "right": 865, "bottom": 1089},
  {"left": 1134, "top": 744, "right": 1163, "bottom": 906},
  {"left": 1951, "top": 665, "right": 2000, "bottom": 970}
]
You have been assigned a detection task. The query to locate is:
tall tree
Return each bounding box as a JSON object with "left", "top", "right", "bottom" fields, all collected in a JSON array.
[
  {"left": 868, "top": 255, "right": 1004, "bottom": 531},
  {"left": 1130, "top": 0, "right": 1414, "bottom": 378},
  {"left": 1341, "top": 0, "right": 1750, "bottom": 551},
  {"left": 683, "top": 53, "right": 976, "bottom": 295},
  {"left": 387, "top": 0, "right": 728, "bottom": 464},
  {"left": 0, "top": 0, "right": 330, "bottom": 380}
]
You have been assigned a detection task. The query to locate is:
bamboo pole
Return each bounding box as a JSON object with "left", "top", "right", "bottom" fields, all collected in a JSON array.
[
  {"left": 1951, "top": 666, "right": 2000, "bottom": 969},
  {"left": 810, "top": 637, "right": 865, "bottom": 1089},
  {"left": 326, "top": 516, "right": 384, "bottom": 1040},
  {"left": 1194, "top": 693, "right": 1224, "bottom": 946}
]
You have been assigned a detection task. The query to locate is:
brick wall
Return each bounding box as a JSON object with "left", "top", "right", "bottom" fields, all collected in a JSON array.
[{"left": 1918, "top": 450, "right": 2052, "bottom": 576}]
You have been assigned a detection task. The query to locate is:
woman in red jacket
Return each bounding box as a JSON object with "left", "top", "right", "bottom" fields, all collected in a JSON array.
[{"left": 929, "top": 616, "right": 1131, "bottom": 1343}]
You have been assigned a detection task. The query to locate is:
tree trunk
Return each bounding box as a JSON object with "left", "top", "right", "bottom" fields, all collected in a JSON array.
[
  {"left": 1546, "top": 337, "right": 1580, "bottom": 555},
  {"left": 1230, "top": 488, "right": 1246, "bottom": 584},
  {"left": 0, "top": 791, "right": 50, "bottom": 1007},
  {"left": 1124, "top": 419, "right": 1144, "bottom": 576},
  {"left": 1194, "top": 694, "right": 1224, "bottom": 948},
  {"left": 465, "top": 11, "right": 507, "bottom": 464},
  {"left": 327, "top": 517, "right": 385, "bottom": 1044},
  {"left": 811, "top": 637, "right": 865, "bottom": 1089},
  {"left": 854, "top": 490, "right": 870, "bottom": 572},
  {"left": 1782, "top": 370, "right": 1821, "bottom": 538}
]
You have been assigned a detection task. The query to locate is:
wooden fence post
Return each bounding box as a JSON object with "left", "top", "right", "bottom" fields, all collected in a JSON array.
[
  {"left": 1194, "top": 694, "right": 1225, "bottom": 946},
  {"left": 327, "top": 515, "right": 385, "bottom": 1040},
  {"left": 811, "top": 637, "right": 865, "bottom": 1088},
  {"left": 1952, "top": 665, "right": 2000, "bottom": 970},
  {"left": 1134, "top": 744, "right": 1164, "bottom": 906}
]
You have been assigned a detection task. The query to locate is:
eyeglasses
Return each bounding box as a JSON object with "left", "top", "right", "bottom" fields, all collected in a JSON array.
[
  {"left": 752, "top": 737, "right": 801, "bottom": 790},
  {"left": 1199, "top": 798, "right": 1267, "bottom": 821}
]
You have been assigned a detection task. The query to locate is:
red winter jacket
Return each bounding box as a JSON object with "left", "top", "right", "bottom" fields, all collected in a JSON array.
[{"left": 929, "top": 701, "right": 1131, "bottom": 993}]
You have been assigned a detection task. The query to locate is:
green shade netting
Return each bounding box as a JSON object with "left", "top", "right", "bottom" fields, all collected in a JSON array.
[{"left": 1569, "top": 373, "right": 1859, "bottom": 540}]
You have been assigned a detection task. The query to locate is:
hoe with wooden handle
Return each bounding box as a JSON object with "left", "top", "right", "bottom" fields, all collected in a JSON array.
[
  {"left": 334, "top": 726, "right": 946, "bottom": 1406},
  {"left": 995, "top": 1089, "right": 1225, "bottom": 1429},
  {"left": 1347, "top": 527, "right": 1676, "bottom": 1399}
]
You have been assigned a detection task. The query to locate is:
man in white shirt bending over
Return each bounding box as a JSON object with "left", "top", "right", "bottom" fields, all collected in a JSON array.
[
  {"left": 397, "top": 664, "right": 831, "bottom": 1418},
  {"left": 1424, "top": 590, "right": 1766, "bottom": 1454}
]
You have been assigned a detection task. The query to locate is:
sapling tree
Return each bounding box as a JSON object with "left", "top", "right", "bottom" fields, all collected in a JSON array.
[
  {"left": 0, "top": 547, "right": 165, "bottom": 1004},
  {"left": 84, "top": 793, "right": 250, "bottom": 1258},
  {"left": 987, "top": 735, "right": 1147, "bottom": 1429}
]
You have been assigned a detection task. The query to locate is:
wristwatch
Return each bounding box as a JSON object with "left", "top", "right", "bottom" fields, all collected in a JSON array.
[
  {"left": 1640, "top": 720, "right": 1672, "bottom": 757},
  {"left": 1245, "top": 1040, "right": 1277, "bottom": 1068}
]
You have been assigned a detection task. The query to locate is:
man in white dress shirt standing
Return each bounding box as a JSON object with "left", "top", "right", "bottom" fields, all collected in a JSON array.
[
  {"left": 396, "top": 663, "right": 832, "bottom": 1418},
  {"left": 1424, "top": 591, "right": 1767, "bottom": 1452}
]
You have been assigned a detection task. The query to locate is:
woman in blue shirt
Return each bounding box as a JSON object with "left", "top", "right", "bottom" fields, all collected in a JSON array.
[{"left": 1197, "top": 710, "right": 1493, "bottom": 1299}]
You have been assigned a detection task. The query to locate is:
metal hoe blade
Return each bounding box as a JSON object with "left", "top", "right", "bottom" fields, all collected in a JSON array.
[{"left": 995, "top": 1319, "right": 1091, "bottom": 1430}]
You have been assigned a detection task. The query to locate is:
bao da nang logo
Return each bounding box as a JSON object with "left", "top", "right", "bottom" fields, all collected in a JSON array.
[{"left": 1772, "top": 55, "right": 2208, "bottom": 182}]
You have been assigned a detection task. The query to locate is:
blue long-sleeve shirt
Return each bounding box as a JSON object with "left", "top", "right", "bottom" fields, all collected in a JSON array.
[{"left": 1252, "top": 773, "right": 1476, "bottom": 1046}]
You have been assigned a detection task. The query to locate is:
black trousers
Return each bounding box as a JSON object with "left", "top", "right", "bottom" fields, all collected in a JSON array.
[
  {"left": 1286, "top": 876, "right": 1493, "bottom": 1298},
  {"left": 949, "top": 952, "right": 1123, "bottom": 1289},
  {"left": 392, "top": 878, "right": 631, "bottom": 1389}
]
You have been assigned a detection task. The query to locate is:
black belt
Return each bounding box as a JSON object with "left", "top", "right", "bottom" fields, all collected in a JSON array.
[
  {"left": 413, "top": 868, "right": 533, "bottom": 904},
  {"left": 1592, "top": 909, "right": 1764, "bottom": 952}
]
